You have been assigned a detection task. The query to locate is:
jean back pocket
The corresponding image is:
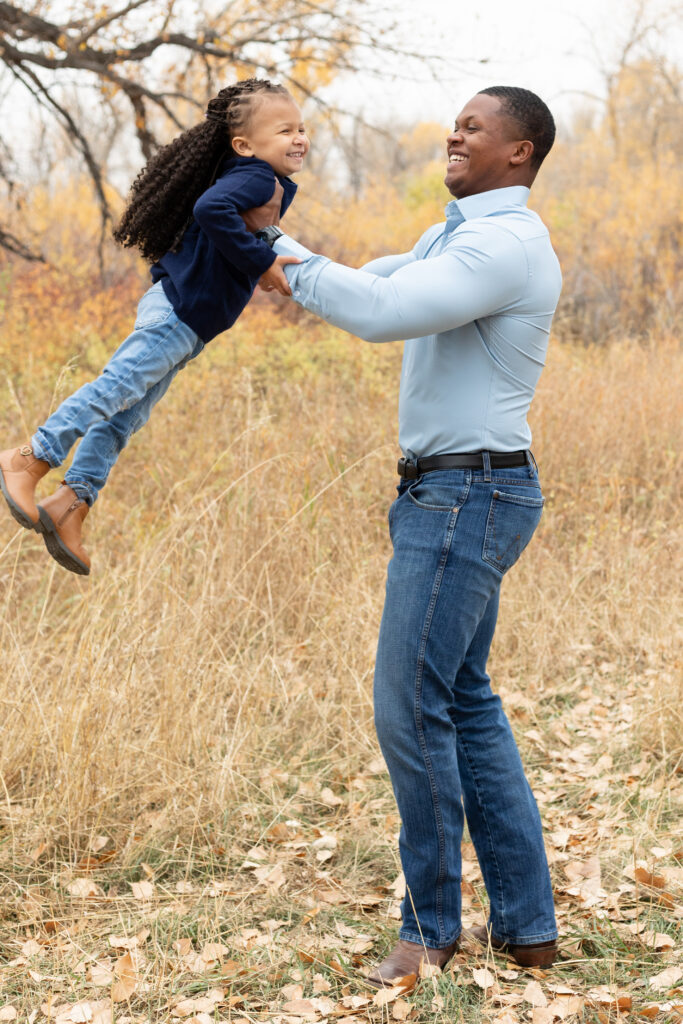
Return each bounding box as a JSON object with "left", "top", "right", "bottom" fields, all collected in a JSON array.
[
  {"left": 134, "top": 281, "right": 174, "bottom": 330},
  {"left": 482, "top": 488, "right": 544, "bottom": 574}
]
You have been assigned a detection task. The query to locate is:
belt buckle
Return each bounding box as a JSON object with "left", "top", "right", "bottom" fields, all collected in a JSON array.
[{"left": 397, "top": 457, "right": 418, "bottom": 480}]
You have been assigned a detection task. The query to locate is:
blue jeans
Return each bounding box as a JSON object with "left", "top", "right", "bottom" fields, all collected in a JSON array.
[
  {"left": 374, "top": 458, "right": 557, "bottom": 949},
  {"left": 32, "top": 282, "right": 204, "bottom": 505}
]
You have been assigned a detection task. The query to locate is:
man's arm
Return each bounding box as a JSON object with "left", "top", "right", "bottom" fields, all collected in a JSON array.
[
  {"left": 361, "top": 252, "right": 416, "bottom": 276},
  {"left": 274, "top": 225, "right": 527, "bottom": 344}
]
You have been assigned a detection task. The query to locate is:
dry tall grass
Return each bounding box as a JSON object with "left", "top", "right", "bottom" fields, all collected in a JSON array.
[{"left": 1, "top": 310, "right": 680, "bottom": 864}]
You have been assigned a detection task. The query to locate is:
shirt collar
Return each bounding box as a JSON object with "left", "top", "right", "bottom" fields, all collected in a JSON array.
[{"left": 445, "top": 186, "right": 530, "bottom": 223}]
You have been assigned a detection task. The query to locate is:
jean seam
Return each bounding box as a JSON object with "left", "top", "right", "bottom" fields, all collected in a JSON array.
[
  {"left": 398, "top": 927, "right": 462, "bottom": 949},
  {"left": 62, "top": 475, "right": 96, "bottom": 505},
  {"left": 412, "top": 505, "right": 460, "bottom": 944},
  {"left": 32, "top": 434, "right": 61, "bottom": 469},
  {"left": 458, "top": 731, "right": 507, "bottom": 938}
]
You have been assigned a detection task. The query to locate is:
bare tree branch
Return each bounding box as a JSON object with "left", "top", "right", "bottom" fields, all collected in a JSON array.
[{"left": 0, "top": 0, "right": 435, "bottom": 263}]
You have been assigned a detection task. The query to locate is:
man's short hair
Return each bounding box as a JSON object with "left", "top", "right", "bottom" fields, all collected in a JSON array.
[{"left": 478, "top": 86, "right": 556, "bottom": 169}]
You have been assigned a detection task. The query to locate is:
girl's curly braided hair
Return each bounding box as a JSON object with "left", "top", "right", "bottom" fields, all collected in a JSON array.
[{"left": 113, "top": 78, "right": 290, "bottom": 263}]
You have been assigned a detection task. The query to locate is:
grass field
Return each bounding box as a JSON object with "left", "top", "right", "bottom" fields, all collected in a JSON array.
[{"left": 0, "top": 312, "right": 681, "bottom": 1022}]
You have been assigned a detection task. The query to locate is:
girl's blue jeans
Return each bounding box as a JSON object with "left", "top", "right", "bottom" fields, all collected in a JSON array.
[
  {"left": 32, "top": 282, "right": 204, "bottom": 505},
  {"left": 374, "top": 461, "right": 557, "bottom": 949}
]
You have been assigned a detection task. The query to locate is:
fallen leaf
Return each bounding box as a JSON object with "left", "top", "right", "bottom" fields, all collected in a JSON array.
[
  {"left": 253, "top": 862, "right": 286, "bottom": 889},
  {"left": 77, "top": 851, "right": 117, "bottom": 870},
  {"left": 55, "top": 1002, "right": 95, "bottom": 1023},
  {"left": 111, "top": 952, "right": 138, "bottom": 1002},
  {"left": 312, "top": 974, "right": 331, "bottom": 994},
  {"left": 547, "top": 996, "right": 584, "bottom": 1019},
  {"left": 341, "top": 995, "right": 371, "bottom": 1009},
  {"left": 21, "top": 938, "right": 42, "bottom": 956},
  {"left": 472, "top": 967, "right": 497, "bottom": 990},
  {"left": 418, "top": 962, "right": 442, "bottom": 979},
  {"left": 311, "top": 997, "right": 336, "bottom": 1014},
  {"left": 564, "top": 857, "right": 601, "bottom": 883},
  {"left": 640, "top": 931, "right": 676, "bottom": 951},
  {"left": 282, "top": 984, "right": 304, "bottom": 1001},
  {"left": 201, "top": 942, "right": 230, "bottom": 963},
  {"left": 66, "top": 878, "right": 102, "bottom": 898},
  {"left": 282, "top": 999, "right": 318, "bottom": 1014},
  {"left": 635, "top": 867, "right": 667, "bottom": 889},
  {"left": 266, "top": 823, "right": 292, "bottom": 841},
  {"left": 392, "top": 997, "right": 414, "bottom": 1020},
  {"left": 89, "top": 962, "right": 114, "bottom": 987},
  {"left": 350, "top": 936, "right": 374, "bottom": 953},
  {"left": 523, "top": 981, "right": 548, "bottom": 1008},
  {"left": 320, "top": 787, "right": 343, "bottom": 807},
  {"left": 374, "top": 984, "right": 414, "bottom": 1007},
  {"left": 649, "top": 966, "right": 683, "bottom": 990},
  {"left": 311, "top": 834, "right": 338, "bottom": 852},
  {"left": 0, "top": 1009, "right": 18, "bottom": 1022},
  {"left": 531, "top": 1008, "right": 555, "bottom": 1024},
  {"left": 109, "top": 929, "right": 149, "bottom": 950},
  {"left": 131, "top": 880, "right": 154, "bottom": 900},
  {"left": 492, "top": 1013, "right": 519, "bottom": 1024},
  {"left": 390, "top": 873, "right": 406, "bottom": 898},
  {"left": 171, "top": 999, "right": 198, "bottom": 1018},
  {"left": 90, "top": 835, "right": 111, "bottom": 853},
  {"left": 588, "top": 986, "right": 632, "bottom": 1010}
]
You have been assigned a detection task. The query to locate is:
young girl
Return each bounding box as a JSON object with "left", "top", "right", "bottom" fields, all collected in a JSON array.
[{"left": 0, "top": 77, "right": 308, "bottom": 576}]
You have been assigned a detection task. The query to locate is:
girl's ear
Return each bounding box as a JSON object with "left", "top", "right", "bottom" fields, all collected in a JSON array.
[{"left": 231, "top": 135, "right": 253, "bottom": 157}]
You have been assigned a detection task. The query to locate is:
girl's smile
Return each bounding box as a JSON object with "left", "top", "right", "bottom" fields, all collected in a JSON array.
[{"left": 231, "top": 96, "right": 309, "bottom": 176}]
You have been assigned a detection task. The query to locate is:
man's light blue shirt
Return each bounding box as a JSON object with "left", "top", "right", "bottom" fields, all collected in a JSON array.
[{"left": 274, "top": 186, "right": 562, "bottom": 457}]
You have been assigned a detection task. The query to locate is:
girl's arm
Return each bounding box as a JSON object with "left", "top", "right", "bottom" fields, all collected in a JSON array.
[{"left": 193, "top": 164, "right": 283, "bottom": 277}]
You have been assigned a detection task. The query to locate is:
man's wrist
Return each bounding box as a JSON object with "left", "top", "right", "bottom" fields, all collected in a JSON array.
[{"left": 255, "top": 226, "right": 284, "bottom": 248}]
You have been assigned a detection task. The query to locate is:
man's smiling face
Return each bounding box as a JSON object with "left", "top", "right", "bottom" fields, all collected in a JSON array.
[{"left": 445, "top": 93, "right": 527, "bottom": 199}]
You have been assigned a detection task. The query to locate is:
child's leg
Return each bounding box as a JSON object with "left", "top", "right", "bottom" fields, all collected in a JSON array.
[
  {"left": 33, "top": 329, "right": 204, "bottom": 575},
  {"left": 63, "top": 334, "right": 205, "bottom": 504},
  {"left": 32, "top": 282, "right": 200, "bottom": 474}
]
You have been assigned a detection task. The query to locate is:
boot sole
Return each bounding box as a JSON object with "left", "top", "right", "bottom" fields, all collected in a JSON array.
[
  {"left": 37, "top": 506, "right": 90, "bottom": 576},
  {"left": 0, "top": 469, "right": 40, "bottom": 531}
]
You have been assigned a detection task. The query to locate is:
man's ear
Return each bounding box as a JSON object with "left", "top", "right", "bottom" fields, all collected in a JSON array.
[
  {"left": 231, "top": 136, "right": 253, "bottom": 157},
  {"left": 510, "top": 140, "right": 534, "bottom": 166}
]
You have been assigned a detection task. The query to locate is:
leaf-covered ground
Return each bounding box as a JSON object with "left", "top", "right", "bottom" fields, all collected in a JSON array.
[{"left": 1, "top": 661, "right": 681, "bottom": 1024}]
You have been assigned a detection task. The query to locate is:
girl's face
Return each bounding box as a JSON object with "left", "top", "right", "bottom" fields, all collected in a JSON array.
[{"left": 231, "top": 96, "right": 309, "bottom": 176}]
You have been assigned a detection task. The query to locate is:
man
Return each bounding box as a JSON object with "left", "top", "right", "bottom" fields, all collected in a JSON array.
[{"left": 250, "top": 86, "right": 561, "bottom": 983}]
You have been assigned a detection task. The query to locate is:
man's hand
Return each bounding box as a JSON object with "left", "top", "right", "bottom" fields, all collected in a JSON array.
[
  {"left": 242, "top": 180, "right": 284, "bottom": 232},
  {"left": 259, "top": 254, "right": 302, "bottom": 296}
]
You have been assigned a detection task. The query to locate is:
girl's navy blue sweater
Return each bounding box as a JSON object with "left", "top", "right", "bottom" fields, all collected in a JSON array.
[{"left": 151, "top": 156, "right": 297, "bottom": 343}]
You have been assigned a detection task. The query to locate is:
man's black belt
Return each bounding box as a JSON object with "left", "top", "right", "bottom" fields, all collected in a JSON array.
[{"left": 397, "top": 451, "right": 528, "bottom": 480}]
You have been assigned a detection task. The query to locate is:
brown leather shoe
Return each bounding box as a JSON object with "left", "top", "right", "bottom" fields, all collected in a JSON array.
[
  {"left": 365, "top": 938, "right": 459, "bottom": 988},
  {"left": 37, "top": 484, "right": 91, "bottom": 576},
  {"left": 0, "top": 445, "right": 51, "bottom": 529},
  {"left": 468, "top": 925, "right": 557, "bottom": 968}
]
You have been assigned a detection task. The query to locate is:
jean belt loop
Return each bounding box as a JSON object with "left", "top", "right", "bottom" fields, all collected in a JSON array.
[
  {"left": 482, "top": 450, "right": 492, "bottom": 483},
  {"left": 525, "top": 449, "right": 538, "bottom": 478}
]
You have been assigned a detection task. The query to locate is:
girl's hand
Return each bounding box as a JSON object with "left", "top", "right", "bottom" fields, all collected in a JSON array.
[{"left": 259, "top": 255, "right": 301, "bottom": 296}]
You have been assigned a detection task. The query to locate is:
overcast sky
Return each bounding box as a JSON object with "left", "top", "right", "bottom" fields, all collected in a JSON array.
[{"left": 326, "top": 0, "right": 681, "bottom": 130}]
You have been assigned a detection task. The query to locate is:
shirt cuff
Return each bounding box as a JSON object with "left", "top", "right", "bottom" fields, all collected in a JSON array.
[
  {"left": 273, "top": 235, "right": 315, "bottom": 261},
  {"left": 273, "top": 234, "right": 331, "bottom": 304}
]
